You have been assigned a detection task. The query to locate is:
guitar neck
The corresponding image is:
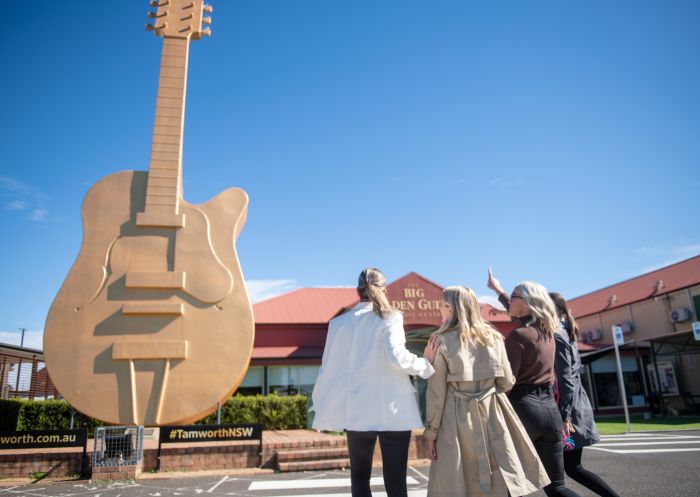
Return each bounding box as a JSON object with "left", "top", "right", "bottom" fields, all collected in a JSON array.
[{"left": 144, "top": 37, "right": 190, "bottom": 219}]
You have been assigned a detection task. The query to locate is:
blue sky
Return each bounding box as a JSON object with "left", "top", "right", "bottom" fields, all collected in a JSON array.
[{"left": 1, "top": 0, "right": 699, "bottom": 349}]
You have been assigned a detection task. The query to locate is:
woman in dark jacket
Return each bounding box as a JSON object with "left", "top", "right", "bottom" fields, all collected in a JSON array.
[
  {"left": 550, "top": 292, "right": 621, "bottom": 497},
  {"left": 488, "top": 270, "right": 582, "bottom": 497}
]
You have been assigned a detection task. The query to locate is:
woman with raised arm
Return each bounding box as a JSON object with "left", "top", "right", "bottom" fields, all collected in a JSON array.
[
  {"left": 312, "top": 268, "right": 437, "bottom": 497},
  {"left": 488, "top": 270, "right": 583, "bottom": 497},
  {"left": 550, "top": 292, "right": 621, "bottom": 497},
  {"left": 423, "top": 286, "right": 549, "bottom": 497}
]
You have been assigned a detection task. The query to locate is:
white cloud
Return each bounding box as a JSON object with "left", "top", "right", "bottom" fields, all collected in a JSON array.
[
  {"left": 28, "top": 208, "right": 49, "bottom": 222},
  {"left": 246, "top": 279, "right": 298, "bottom": 303},
  {"left": 6, "top": 200, "right": 27, "bottom": 210},
  {"left": 477, "top": 294, "right": 505, "bottom": 310},
  {"left": 0, "top": 329, "right": 44, "bottom": 351},
  {"left": 0, "top": 176, "right": 49, "bottom": 221}
]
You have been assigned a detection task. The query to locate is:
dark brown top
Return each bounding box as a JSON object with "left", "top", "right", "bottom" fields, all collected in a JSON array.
[{"left": 505, "top": 325, "right": 555, "bottom": 385}]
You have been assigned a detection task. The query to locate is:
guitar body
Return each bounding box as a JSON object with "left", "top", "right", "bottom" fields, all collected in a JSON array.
[{"left": 44, "top": 171, "right": 254, "bottom": 425}]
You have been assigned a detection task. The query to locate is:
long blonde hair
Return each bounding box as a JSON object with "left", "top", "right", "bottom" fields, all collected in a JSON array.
[
  {"left": 357, "top": 268, "right": 395, "bottom": 319},
  {"left": 435, "top": 286, "right": 503, "bottom": 346},
  {"left": 515, "top": 280, "right": 560, "bottom": 338}
]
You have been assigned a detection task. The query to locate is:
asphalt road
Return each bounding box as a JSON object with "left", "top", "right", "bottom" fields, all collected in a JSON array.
[{"left": 2, "top": 431, "right": 698, "bottom": 497}]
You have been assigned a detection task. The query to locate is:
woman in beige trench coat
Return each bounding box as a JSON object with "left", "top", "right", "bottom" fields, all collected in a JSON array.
[{"left": 423, "top": 286, "right": 550, "bottom": 497}]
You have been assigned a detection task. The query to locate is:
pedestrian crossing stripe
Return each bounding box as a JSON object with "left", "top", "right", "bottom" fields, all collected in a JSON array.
[
  {"left": 256, "top": 492, "right": 427, "bottom": 497},
  {"left": 248, "top": 476, "right": 419, "bottom": 491},
  {"left": 587, "top": 433, "right": 700, "bottom": 454},
  {"left": 588, "top": 447, "right": 700, "bottom": 454},
  {"left": 595, "top": 440, "right": 700, "bottom": 447}
]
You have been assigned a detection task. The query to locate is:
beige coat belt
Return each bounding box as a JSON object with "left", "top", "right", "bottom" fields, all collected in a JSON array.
[{"left": 448, "top": 384, "right": 497, "bottom": 493}]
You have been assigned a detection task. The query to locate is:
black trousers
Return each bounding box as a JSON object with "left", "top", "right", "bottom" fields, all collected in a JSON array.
[
  {"left": 564, "top": 448, "right": 621, "bottom": 497},
  {"left": 346, "top": 430, "right": 411, "bottom": 497},
  {"left": 509, "top": 385, "right": 581, "bottom": 497}
]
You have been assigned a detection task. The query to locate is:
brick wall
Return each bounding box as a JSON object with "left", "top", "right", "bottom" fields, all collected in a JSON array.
[
  {"left": 142, "top": 441, "right": 261, "bottom": 472},
  {"left": 0, "top": 450, "right": 86, "bottom": 479}
]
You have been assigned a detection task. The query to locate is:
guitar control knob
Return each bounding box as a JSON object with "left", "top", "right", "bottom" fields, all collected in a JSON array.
[{"left": 204, "top": 4, "right": 213, "bottom": 13}]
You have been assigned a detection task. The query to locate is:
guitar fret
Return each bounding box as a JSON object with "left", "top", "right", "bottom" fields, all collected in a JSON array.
[
  {"left": 151, "top": 143, "right": 180, "bottom": 152},
  {"left": 151, "top": 133, "right": 180, "bottom": 143},
  {"left": 147, "top": 178, "right": 178, "bottom": 187},
  {"left": 146, "top": 197, "right": 178, "bottom": 205},
  {"left": 147, "top": 192, "right": 178, "bottom": 198},
  {"left": 142, "top": 36, "right": 189, "bottom": 218},
  {"left": 152, "top": 124, "right": 182, "bottom": 132},
  {"left": 151, "top": 151, "right": 180, "bottom": 160}
]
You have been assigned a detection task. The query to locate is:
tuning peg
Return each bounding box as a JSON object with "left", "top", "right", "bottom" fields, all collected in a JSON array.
[
  {"left": 200, "top": 28, "right": 212, "bottom": 37},
  {"left": 203, "top": 4, "right": 213, "bottom": 13},
  {"left": 147, "top": 11, "right": 156, "bottom": 18},
  {"left": 202, "top": 17, "right": 212, "bottom": 25},
  {"left": 145, "top": 23, "right": 155, "bottom": 31}
]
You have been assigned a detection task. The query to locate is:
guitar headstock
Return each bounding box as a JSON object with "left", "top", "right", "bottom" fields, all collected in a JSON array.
[{"left": 146, "top": 0, "right": 213, "bottom": 40}]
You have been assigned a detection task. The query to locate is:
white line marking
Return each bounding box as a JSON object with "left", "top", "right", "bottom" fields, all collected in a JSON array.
[
  {"left": 0, "top": 488, "right": 18, "bottom": 493},
  {"left": 588, "top": 447, "right": 700, "bottom": 454},
  {"left": 269, "top": 491, "right": 427, "bottom": 497},
  {"left": 248, "top": 476, "right": 418, "bottom": 491},
  {"left": 207, "top": 476, "right": 228, "bottom": 493},
  {"left": 596, "top": 440, "right": 700, "bottom": 447},
  {"left": 595, "top": 437, "right": 699, "bottom": 443},
  {"left": 600, "top": 434, "right": 700, "bottom": 440},
  {"left": 409, "top": 466, "right": 429, "bottom": 482}
]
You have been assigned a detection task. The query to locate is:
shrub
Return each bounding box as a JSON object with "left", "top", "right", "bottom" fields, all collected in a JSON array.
[
  {"left": 1, "top": 395, "right": 307, "bottom": 433},
  {"left": 197, "top": 394, "right": 308, "bottom": 429},
  {"left": 12, "top": 400, "right": 103, "bottom": 435}
]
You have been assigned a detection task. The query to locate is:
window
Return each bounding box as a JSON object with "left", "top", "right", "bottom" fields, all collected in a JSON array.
[
  {"left": 237, "top": 367, "right": 263, "bottom": 396},
  {"left": 591, "top": 356, "right": 644, "bottom": 407},
  {"left": 268, "top": 366, "right": 319, "bottom": 396}
]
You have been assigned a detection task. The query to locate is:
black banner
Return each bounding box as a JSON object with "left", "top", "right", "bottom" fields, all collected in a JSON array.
[
  {"left": 0, "top": 429, "right": 88, "bottom": 450},
  {"left": 159, "top": 423, "right": 263, "bottom": 444}
]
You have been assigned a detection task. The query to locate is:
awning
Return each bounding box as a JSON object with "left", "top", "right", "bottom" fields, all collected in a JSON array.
[
  {"left": 251, "top": 346, "right": 324, "bottom": 359},
  {"left": 646, "top": 331, "right": 700, "bottom": 357}
]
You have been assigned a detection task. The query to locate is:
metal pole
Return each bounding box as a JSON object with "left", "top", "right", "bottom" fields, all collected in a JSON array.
[
  {"left": 650, "top": 341, "right": 666, "bottom": 416},
  {"left": 19, "top": 328, "right": 26, "bottom": 348},
  {"left": 613, "top": 326, "right": 632, "bottom": 433},
  {"left": 216, "top": 401, "right": 221, "bottom": 424}
]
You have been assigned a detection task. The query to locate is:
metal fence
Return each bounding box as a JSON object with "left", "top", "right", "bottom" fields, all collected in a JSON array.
[
  {"left": 0, "top": 350, "right": 61, "bottom": 400},
  {"left": 93, "top": 426, "right": 144, "bottom": 467}
]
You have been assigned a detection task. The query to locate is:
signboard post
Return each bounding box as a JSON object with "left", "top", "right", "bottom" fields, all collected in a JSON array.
[
  {"left": 612, "top": 325, "right": 631, "bottom": 433},
  {"left": 692, "top": 321, "right": 700, "bottom": 342}
]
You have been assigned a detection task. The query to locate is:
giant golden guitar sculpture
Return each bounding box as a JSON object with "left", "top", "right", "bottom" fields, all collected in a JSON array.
[{"left": 44, "top": 0, "right": 254, "bottom": 426}]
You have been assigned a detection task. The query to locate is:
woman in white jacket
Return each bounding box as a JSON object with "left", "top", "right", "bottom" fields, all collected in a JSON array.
[{"left": 312, "top": 268, "right": 437, "bottom": 497}]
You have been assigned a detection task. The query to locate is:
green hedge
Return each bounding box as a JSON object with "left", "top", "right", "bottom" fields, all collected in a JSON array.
[
  {"left": 0, "top": 395, "right": 308, "bottom": 432},
  {"left": 197, "top": 395, "right": 308, "bottom": 429},
  {"left": 16, "top": 400, "right": 104, "bottom": 435}
]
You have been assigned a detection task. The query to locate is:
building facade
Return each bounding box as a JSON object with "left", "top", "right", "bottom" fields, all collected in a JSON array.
[{"left": 243, "top": 258, "right": 700, "bottom": 417}]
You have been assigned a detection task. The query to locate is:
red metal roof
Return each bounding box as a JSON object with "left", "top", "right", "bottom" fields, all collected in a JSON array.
[
  {"left": 253, "top": 288, "right": 358, "bottom": 324},
  {"left": 252, "top": 282, "right": 511, "bottom": 325},
  {"left": 568, "top": 255, "right": 700, "bottom": 318}
]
